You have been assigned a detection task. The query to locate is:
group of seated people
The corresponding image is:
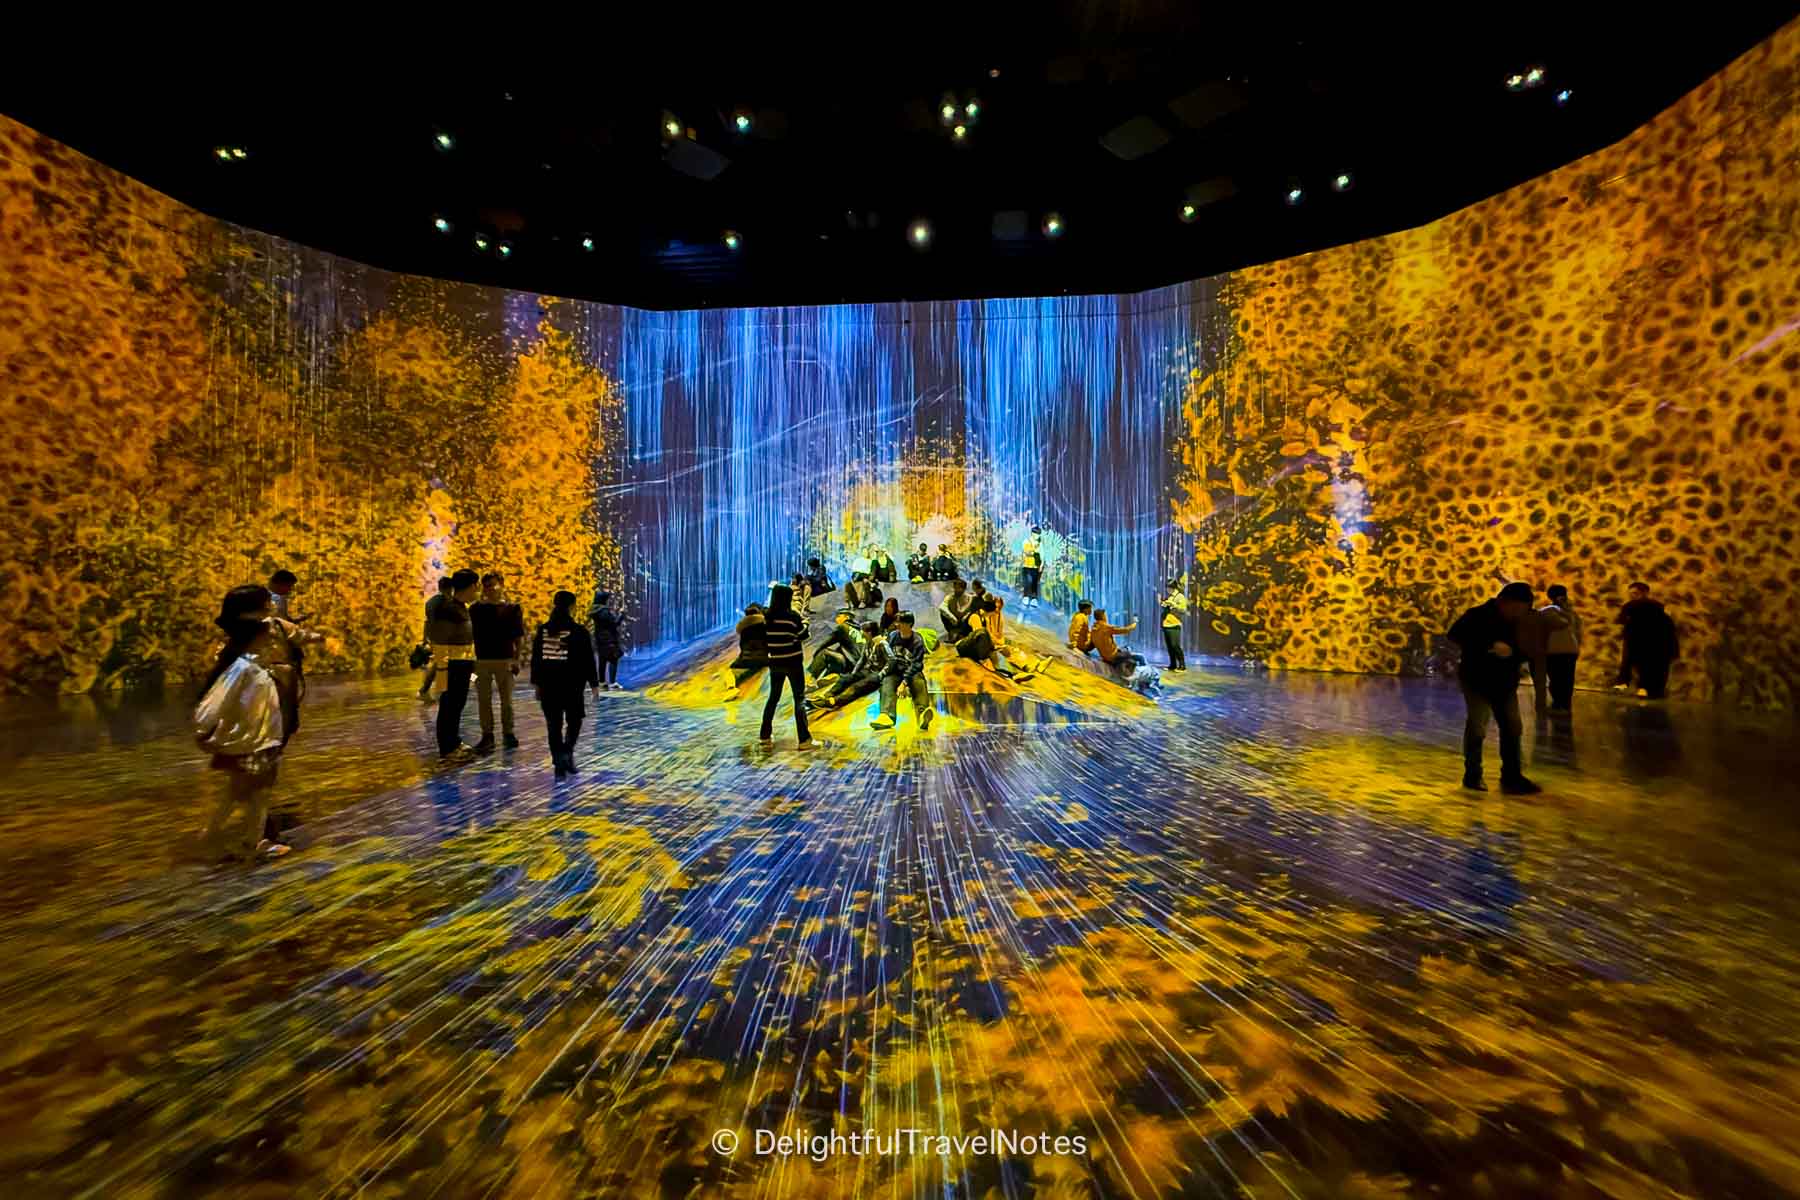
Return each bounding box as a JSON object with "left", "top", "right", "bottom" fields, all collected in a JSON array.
[
  {"left": 905, "top": 543, "right": 961, "bottom": 582},
  {"left": 1066, "top": 601, "right": 1142, "bottom": 673}
]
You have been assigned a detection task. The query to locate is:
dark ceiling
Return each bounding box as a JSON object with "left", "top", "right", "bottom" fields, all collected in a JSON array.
[{"left": 5, "top": 6, "right": 1795, "bottom": 310}]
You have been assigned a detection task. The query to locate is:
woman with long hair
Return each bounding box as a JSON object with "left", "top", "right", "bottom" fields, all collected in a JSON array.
[
  {"left": 759, "top": 583, "right": 817, "bottom": 749},
  {"left": 879, "top": 596, "right": 900, "bottom": 633},
  {"left": 195, "top": 583, "right": 323, "bottom": 860}
]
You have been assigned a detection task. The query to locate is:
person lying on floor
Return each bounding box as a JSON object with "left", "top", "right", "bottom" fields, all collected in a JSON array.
[
  {"left": 874, "top": 613, "right": 934, "bottom": 731},
  {"left": 1089, "top": 608, "right": 1142, "bottom": 672},
  {"left": 809, "top": 609, "right": 863, "bottom": 679},
  {"left": 906, "top": 543, "right": 933, "bottom": 583},
  {"left": 810, "top": 621, "right": 892, "bottom": 710},
  {"left": 931, "top": 545, "right": 959, "bottom": 581}
]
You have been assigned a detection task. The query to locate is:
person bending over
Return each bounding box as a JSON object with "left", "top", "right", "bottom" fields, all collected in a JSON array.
[
  {"left": 530, "top": 590, "right": 600, "bottom": 779},
  {"left": 874, "top": 613, "right": 934, "bottom": 731},
  {"left": 718, "top": 603, "right": 769, "bottom": 694},
  {"left": 812, "top": 621, "right": 892, "bottom": 710},
  {"left": 758, "top": 584, "right": 817, "bottom": 748},
  {"left": 931, "top": 545, "right": 960, "bottom": 581},
  {"left": 1447, "top": 582, "right": 1541, "bottom": 794},
  {"left": 1089, "top": 608, "right": 1141, "bottom": 671},
  {"left": 906, "top": 543, "right": 932, "bottom": 582},
  {"left": 809, "top": 609, "right": 863, "bottom": 680},
  {"left": 939, "top": 578, "right": 975, "bottom": 640}
]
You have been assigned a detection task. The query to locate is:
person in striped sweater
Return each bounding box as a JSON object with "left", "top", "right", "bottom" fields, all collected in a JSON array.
[{"left": 759, "top": 584, "right": 818, "bottom": 748}]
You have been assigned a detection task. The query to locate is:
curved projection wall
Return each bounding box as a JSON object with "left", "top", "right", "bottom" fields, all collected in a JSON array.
[{"left": 1, "top": 22, "right": 1795, "bottom": 704}]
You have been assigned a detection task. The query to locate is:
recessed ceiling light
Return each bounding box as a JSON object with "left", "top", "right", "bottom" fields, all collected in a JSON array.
[
  {"left": 1332, "top": 172, "right": 1354, "bottom": 192},
  {"left": 1042, "top": 213, "right": 1064, "bottom": 238},
  {"left": 723, "top": 230, "right": 742, "bottom": 250},
  {"left": 908, "top": 219, "right": 933, "bottom": 248},
  {"left": 1285, "top": 187, "right": 1305, "bottom": 206},
  {"left": 580, "top": 235, "right": 595, "bottom": 252},
  {"left": 1180, "top": 203, "right": 1197, "bottom": 223},
  {"left": 433, "top": 215, "right": 453, "bottom": 234},
  {"left": 434, "top": 131, "right": 454, "bottom": 152}
]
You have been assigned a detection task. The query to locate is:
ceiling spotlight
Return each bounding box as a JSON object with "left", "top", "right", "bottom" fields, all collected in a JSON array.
[
  {"left": 908, "top": 219, "right": 933, "bottom": 248},
  {"left": 1180, "top": 203, "right": 1198, "bottom": 223},
  {"left": 952, "top": 124, "right": 968, "bottom": 141},
  {"left": 734, "top": 112, "right": 753, "bottom": 133},
  {"left": 1042, "top": 212, "right": 1064, "bottom": 238},
  {"left": 940, "top": 102, "right": 957, "bottom": 122},
  {"left": 434, "top": 131, "right": 454, "bottom": 152},
  {"left": 580, "top": 235, "right": 595, "bottom": 252},
  {"left": 965, "top": 101, "right": 980, "bottom": 118},
  {"left": 989, "top": 68, "right": 1000, "bottom": 79},
  {"left": 230, "top": 147, "right": 248, "bottom": 160},
  {"left": 1524, "top": 66, "right": 1546, "bottom": 88},
  {"left": 1285, "top": 187, "right": 1305, "bottom": 206},
  {"left": 212, "top": 146, "right": 234, "bottom": 161},
  {"left": 663, "top": 117, "right": 682, "bottom": 138},
  {"left": 723, "top": 230, "right": 742, "bottom": 250},
  {"left": 1332, "top": 172, "right": 1354, "bottom": 192},
  {"left": 1555, "top": 88, "right": 1573, "bottom": 105},
  {"left": 1504, "top": 73, "right": 1526, "bottom": 92},
  {"left": 496, "top": 240, "right": 514, "bottom": 259},
  {"left": 432, "top": 215, "right": 453, "bottom": 234},
  {"left": 473, "top": 234, "right": 491, "bottom": 252}
]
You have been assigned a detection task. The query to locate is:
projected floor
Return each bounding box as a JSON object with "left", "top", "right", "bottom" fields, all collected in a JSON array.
[{"left": 0, "top": 604, "right": 1795, "bottom": 1199}]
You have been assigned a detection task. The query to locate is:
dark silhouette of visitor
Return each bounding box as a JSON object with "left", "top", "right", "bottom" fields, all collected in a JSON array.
[
  {"left": 1447, "top": 581, "right": 1542, "bottom": 794},
  {"left": 931, "top": 544, "right": 959, "bottom": 581},
  {"left": 470, "top": 572, "right": 525, "bottom": 752},
  {"left": 759, "top": 583, "right": 817, "bottom": 749},
  {"left": 430, "top": 570, "right": 480, "bottom": 758},
  {"left": 418, "top": 577, "right": 454, "bottom": 700},
  {"left": 589, "top": 591, "right": 625, "bottom": 691},
  {"left": 530, "top": 590, "right": 599, "bottom": 779},
  {"left": 268, "top": 569, "right": 299, "bottom": 622},
  {"left": 804, "top": 557, "right": 834, "bottom": 596},
  {"left": 812, "top": 621, "right": 891, "bottom": 710},
  {"left": 907, "top": 543, "right": 932, "bottom": 582},
  {"left": 717, "top": 603, "right": 769, "bottom": 695},
  {"left": 1538, "top": 584, "right": 1582, "bottom": 713},
  {"left": 1613, "top": 581, "right": 1678, "bottom": 699}
]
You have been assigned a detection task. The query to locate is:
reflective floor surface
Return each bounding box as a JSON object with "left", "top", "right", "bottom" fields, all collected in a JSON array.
[{"left": 0, "top": 653, "right": 1797, "bottom": 1198}]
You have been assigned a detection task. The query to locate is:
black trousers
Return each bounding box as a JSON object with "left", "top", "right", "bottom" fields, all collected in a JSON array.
[
  {"left": 760, "top": 657, "right": 811, "bottom": 741},
  {"left": 599, "top": 654, "right": 620, "bottom": 686},
  {"left": 1021, "top": 567, "right": 1041, "bottom": 599},
  {"left": 1619, "top": 656, "right": 1671, "bottom": 698},
  {"left": 1462, "top": 685, "right": 1524, "bottom": 780},
  {"left": 824, "top": 670, "right": 882, "bottom": 705},
  {"left": 1162, "top": 624, "right": 1186, "bottom": 669},
  {"left": 436, "top": 659, "right": 475, "bottom": 753},
  {"left": 1546, "top": 653, "right": 1578, "bottom": 709},
  {"left": 540, "top": 693, "right": 584, "bottom": 758}
]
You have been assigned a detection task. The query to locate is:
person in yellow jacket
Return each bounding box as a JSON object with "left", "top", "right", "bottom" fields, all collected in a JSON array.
[
  {"left": 1089, "top": 609, "right": 1141, "bottom": 671},
  {"left": 1019, "top": 527, "right": 1043, "bottom": 610},
  {"left": 1159, "top": 578, "right": 1188, "bottom": 671}
]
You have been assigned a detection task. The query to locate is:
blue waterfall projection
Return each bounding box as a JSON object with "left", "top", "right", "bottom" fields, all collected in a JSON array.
[{"left": 610, "top": 286, "right": 1210, "bottom": 651}]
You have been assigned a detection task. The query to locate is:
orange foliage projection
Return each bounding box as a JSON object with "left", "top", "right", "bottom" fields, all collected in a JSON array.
[
  {"left": 1175, "top": 25, "right": 1800, "bottom": 705},
  {"left": 0, "top": 120, "right": 622, "bottom": 692}
]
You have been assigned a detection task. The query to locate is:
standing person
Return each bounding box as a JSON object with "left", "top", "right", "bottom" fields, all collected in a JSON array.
[
  {"left": 939, "top": 579, "right": 974, "bottom": 640},
  {"left": 268, "top": 569, "right": 299, "bottom": 622},
  {"left": 1019, "top": 527, "right": 1043, "bottom": 610},
  {"left": 759, "top": 583, "right": 817, "bottom": 748},
  {"left": 874, "top": 612, "right": 934, "bottom": 731},
  {"left": 931, "top": 544, "right": 960, "bottom": 582},
  {"left": 589, "top": 591, "right": 625, "bottom": 692},
  {"left": 1613, "top": 581, "right": 1679, "bottom": 699},
  {"left": 906, "top": 543, "right": 932, "bottom": 582},
  {"left": 804, "top": 557, "right": 835, "bottom": 597},
  {"left": 1159, "top": 578, "right": 1188, "bottom": 671},
  {"left": 418, "top": 577, "right": 454, "bottom": 700},
  {"left": 1539, "top": 584, "right": 1582, "bottom": 713},
  {"left": 470, "top": 573, "right": 525, "bottom": 752},
  {"left": 430, "top": 570, "right": 480, "bottom": 758},
  {"left": 195, "top": 584, "right": 324, "bottom": 860},
  {"left": 1447, "top": 582, "right": 1542, "bottom": 794},
  {"left": 1068, "top": 600, "right": 1096, "bottom": 657},
  {"left": 530, "top": 590, "right": 600, "bottom": 779},
  {"left": 1090, "top": 609, "right": 1141, "bottom": 671}
]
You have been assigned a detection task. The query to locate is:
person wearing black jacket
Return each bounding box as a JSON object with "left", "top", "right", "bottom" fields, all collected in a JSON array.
[
  {"left": 869, "top": 549, "right": 898, "bottom": 583},
  {"left": 873, "top": 613, "right": 934, "bottom": 731},
  {"left": 809, "top": 610, "right": 862, "bottom": 680},
  {"left": 531, "top": 590, "right": 600, "bottom": 778},
  {"left": 759, "top": 584, "right": 817, "bottom": 748},
  {"left": 471, "top": 573, "right": 526, "bottom": 753},
  {"left": 931, "top": 545, "right": 960, "bottom": 582},
  {"left": 1612, "top": 582, "right": 1679, "bottom": 699},
  {"left": 1446, "top": 582, "right": 1542, "bottom": 794},
  {"left": 589, "top": 591, "right": 625, "bottom": 691},
  {"left": 804, "top": 558, "right": 834, "bottom": 596},
  {"left": 430, "top": 570, "right": 481, "bottom": 757},
  {"left": 906, "top": 543, "right": 933, "bottom": 582},
  {"left": 812, "top": 621, "right": 891, "bottom": 710}
]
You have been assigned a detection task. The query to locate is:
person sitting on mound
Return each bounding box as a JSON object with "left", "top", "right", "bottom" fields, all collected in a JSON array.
[
  {"left": 939, "top": 579, "right": 975, "bottom": 640},
  {"left": 1068, "top": 600, "right": 1097, "bottom": 657},
  {"left": 809, "top": 609, "right": 863, "bottom": 680},
  {"left": 1090, "top": 608, "right": 1142, "bottom": 672},
  {"left": 957, "top": 597, "right": 1016, "bottom": 679},
  {"left": 879, "top": 597, "right": 901, "bottom": 633},
  {"left": 716, "top": 603, "right": 768, "bottom": 695},
  {"left": 874, "top": 613, "right": 934, "bottom": 731},
  {"left": 931, "top": 544, "right": 960, "bottom": 581},
  {"left": 870, "top": 547, "right": 898, "bottom": 583},
  {"left": 846, "top": 573, "right": 885, "bottom": 610},
  {"left": 811, "top": 621, "right": 891, "bottom": 710},
  {"left": 906, "top": 543, "right": 932, "bottom": 582},
  {"left": 804, "top": 557, "right": 834, "bottom": 596}
]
